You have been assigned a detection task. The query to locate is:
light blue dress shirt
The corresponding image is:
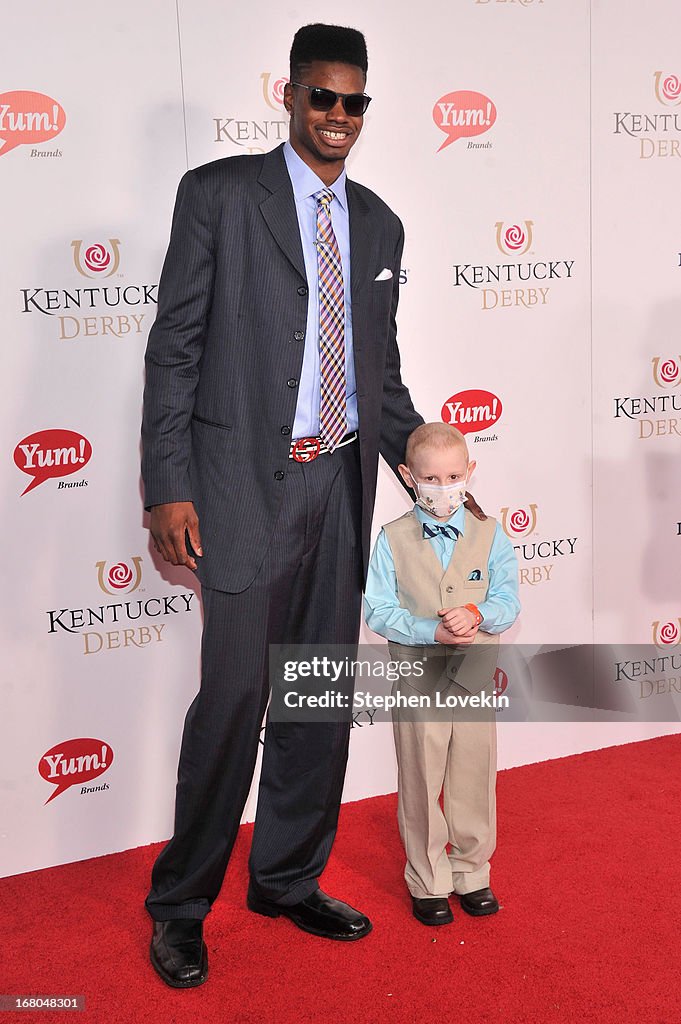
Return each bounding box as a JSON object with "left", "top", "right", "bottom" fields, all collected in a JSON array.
[
  {"left": 283, "top": 141, "right": 358, "bottom": 438},
  {"left": 364, "top": 504, "right": 521, "bottom": 645}
]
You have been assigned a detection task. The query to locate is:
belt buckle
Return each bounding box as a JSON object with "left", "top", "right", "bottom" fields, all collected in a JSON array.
[{"left": 291, "top": 436, "right": 321, "bottom": 463}]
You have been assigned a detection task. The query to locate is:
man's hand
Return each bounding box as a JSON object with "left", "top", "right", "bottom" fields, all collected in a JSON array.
[
  {"left": 464, "top": 490, "right": 487, "bottom": 521},
  {"left": 149, "top": 501, "right": 203, "bottom": 570}
]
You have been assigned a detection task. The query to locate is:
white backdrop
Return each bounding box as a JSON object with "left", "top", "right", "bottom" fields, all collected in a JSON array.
[{"left": 2, "top": 0, "right": 680, "bottom": 878}]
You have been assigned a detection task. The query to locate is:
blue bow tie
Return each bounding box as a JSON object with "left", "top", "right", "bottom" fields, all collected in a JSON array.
[{"left": 423, "top": 523, "right": 460, "bottom": 540}]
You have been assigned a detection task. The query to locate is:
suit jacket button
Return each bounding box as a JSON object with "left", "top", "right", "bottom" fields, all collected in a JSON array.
[
  {"left": 280, "top": 425, "right": 291, "bottom": 435},
  {"left": 287, "top": 378, "right": 298, "bottom": 388},
  {"left": 294, "top": 330, "right": 305, "bottom": 341},
  {"left": 274, "top": 470, "right": 285, "bottom": 481},
  {"left": 297, "top": 286, "right": 308, "bottom": 296},
  {"left": 446, "top": 585, "right": 454, "bottom": 593}
]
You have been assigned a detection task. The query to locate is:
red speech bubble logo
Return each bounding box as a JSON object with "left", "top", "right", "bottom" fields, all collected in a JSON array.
[
  {"left": 39, "top": 738, "right": 113, "bottom": 804},
  {"left": 14, "top": 428, "right": 92, "bottom": 495},
  {"left": 493, "top": 667, "right": 509, "bottom": 697},
  {"left": 0, "top": 91, "right": 66, "bottom": 157},
  {"left": 441, "top": 389, "right": 502, "bottom": 434},
  {"left": 433, "top": 90, "right": 496, "bottom": 152}
]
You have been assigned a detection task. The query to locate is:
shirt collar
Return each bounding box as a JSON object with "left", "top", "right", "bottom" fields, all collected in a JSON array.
[
  {"left": 283, "top": 140, "right": 348, "bottom": 211},
  {"left": 414, "top": 503, "right": 466, "bottom": 535}
]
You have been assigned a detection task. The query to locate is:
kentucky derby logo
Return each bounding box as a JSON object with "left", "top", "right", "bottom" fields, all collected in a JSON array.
[
  {"left": 502, "top": 505, "right": 577, "bottom": 586},
  {"left": 452, "top": 220, "right": 574, "bottom": 310},
  {"left": 496, "top": 221, "right": 533, "bottom": 256},
  {"left": 653, "top": 72, "right": 681, "bottom": 106},
  {"left": 652, "top": 619, "right": 681, "bottom": 648},
  {"left": 500, "top": 505, "right": 538, "bottom": 538},
  {"left": 651, "top": 356, "right": 681, "bottom": 389},
  {"left": 71, "top": 239, "right": 121, "bottom": 278},
  {"left": 260, "top": 72, "right": 288, "bottom": 110},
  {"left": 613, "top": 73, "right": 681, "bottom": 158},
  {"left": 96, "top": 557, "right": 143, "bottom": 596}
]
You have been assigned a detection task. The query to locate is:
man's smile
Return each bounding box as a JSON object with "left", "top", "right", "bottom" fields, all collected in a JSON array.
[{"left": 318, "top": 128, "right": 351, "bottom": 143}]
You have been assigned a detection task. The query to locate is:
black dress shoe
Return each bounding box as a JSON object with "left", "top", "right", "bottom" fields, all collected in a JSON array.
[
  {"left": 459, "top": 887, "right": 499, "bottom": 916},
  {"left": 247, "top": 885, "right": 372, "bottom": 941},
  {"left": 411, "top": 896, "right": 454, "bottom": 926},
  {"left": 150, "top": 919, "right": 208, "bottom": 988}
]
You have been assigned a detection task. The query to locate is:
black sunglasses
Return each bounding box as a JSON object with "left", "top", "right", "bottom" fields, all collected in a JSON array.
[{"left": 291, "top": 82, "right": 372, "bottom": 117}]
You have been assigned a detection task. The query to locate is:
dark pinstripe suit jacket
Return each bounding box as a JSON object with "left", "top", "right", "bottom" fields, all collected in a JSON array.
[{"left": 141, "top": 142, "right": 423, "bottom": 593}]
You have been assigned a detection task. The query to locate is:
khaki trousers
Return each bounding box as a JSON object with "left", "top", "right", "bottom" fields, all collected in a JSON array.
[{"left": 391, "top": 673, "right": 497, "bottom": 899}]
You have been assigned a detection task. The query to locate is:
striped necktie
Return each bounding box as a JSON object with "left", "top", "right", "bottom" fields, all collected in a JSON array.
[
  {"left": 423, "top": 523, "right": 460, "bottom": 540},
  {"left": 314, "top": 188, "right": 347, "bottom": 449}
]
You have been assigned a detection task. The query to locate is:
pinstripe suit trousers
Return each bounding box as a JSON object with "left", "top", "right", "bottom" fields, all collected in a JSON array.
[{"left": 145, "top": 440, "right": 363, "bottom": 920}]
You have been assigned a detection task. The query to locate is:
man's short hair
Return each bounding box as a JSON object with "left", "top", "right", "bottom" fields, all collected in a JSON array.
[{"left": 290, "top": 23, "right": 368, "bottom": 81}]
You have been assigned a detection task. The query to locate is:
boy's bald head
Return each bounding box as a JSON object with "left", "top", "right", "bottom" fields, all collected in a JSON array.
[{"left": 405, "top": 422, "right": 469, "bottom": 470}]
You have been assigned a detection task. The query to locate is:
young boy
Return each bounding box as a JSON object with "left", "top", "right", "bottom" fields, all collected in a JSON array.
[{"left": 364, "top": 422, "right": 520, "bottom": 926}]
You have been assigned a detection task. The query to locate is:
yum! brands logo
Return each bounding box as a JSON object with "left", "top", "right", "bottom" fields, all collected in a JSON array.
[
  {"left": 214, "top": 71, "right": 288, "bottom": 152},
  {"left": 96, "top": 557, "right": 143, "bottom": 596},
  {"left": 453, "top": 220, "right": 574, "bottom": 310},
  {"left": 500, "top": 504, "right": 577, "bottom": 588},
  {"left": 441, "top": 389, "right": 502, "bottom": 443},
  {"left": 433, "top": 90, "right": 496, "bottom": 152},
  {"left": 39, "top": 738, "right": 113, "bottom": 803},
  {"left": 0, "top": 90, "right": 65, "bottom": 158},
  {"left": 14, "top": 428, "right": 92, "bottom": 495},
  {"left": 19, "top": 237, "right": 157, "bottom": 342},
  {"left": 614, "top": 72, "right": 681, "bottom": 160},
  {"left": 613, "top": 355, "right": 681, "bottom": 440},
  {"left": 45, "top": 556, "right": 196, "bottom": 656},
  {"left": 492, "top": 666, "right": 510, "bottom": 714},
  {"left": 71, "top": 239, "right": 121, "bottom": 278}
]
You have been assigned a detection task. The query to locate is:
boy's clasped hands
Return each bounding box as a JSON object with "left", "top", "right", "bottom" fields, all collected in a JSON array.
[{"left": 435, "top": 606, "right": 479, "bottom": 646}]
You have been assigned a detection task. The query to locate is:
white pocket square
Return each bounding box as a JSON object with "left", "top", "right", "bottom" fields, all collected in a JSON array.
[{"left": 374, "top": 268, "right": 393, "bottom": 281}]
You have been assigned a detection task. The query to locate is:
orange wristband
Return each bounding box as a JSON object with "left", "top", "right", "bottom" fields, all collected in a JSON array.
[{"left": 464, "top": 603, "right": 482, "bottom": 627}]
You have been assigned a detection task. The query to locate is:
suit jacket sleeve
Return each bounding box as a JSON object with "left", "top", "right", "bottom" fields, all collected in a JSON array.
[
  {"left": 141, "top": 169, "right": 215, "bottom": 509},
  {"left": 378, "top": 219, "right": 424, "bottom": 478}
]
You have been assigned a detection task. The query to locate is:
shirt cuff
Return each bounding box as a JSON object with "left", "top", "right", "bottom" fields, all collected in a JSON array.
[{"left": 409, "top": 618, "right": 441, "bottom": 644}]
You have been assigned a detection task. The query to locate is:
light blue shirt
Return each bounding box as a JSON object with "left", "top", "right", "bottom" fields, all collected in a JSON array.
[
  {"left": 283, "top": 141, "right": 358, "bottom": 437},
  {"left": 364, "top": 504, "right": 521, "bottom": 645}
]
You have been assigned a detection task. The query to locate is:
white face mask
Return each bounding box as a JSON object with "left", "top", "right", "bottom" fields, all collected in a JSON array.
[{"left": 412, "top": 479, "right": 468, "bottom": 518}]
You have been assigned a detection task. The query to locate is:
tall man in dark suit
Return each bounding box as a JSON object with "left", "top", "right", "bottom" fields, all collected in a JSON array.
[{"left": 141, "top": 23, "right": 484, "bottom": 988}]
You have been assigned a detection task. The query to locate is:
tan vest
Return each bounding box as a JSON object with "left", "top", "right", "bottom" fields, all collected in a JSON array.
[{"left": 384, "top": 508, "right": 498, "bottom": 693}]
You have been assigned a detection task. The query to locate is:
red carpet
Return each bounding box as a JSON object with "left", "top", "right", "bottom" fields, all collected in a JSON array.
[{"left": 4, "top": 734, "right": 681, "bottom": 1024}]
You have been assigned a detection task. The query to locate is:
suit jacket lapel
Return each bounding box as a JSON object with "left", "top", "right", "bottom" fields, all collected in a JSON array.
[
  {"left": 258, "top": 144, "right": 306, "bottom": 282},
  {"left": 347, "top": 180, "right": 372, "bottom": 306}
]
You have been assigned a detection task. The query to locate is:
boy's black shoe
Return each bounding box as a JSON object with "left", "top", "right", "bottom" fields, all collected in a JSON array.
[
  {"left": 459, "top": 887, "right": 499, "bottom": 916},
  {"left": 411, "top": 896, "right": 453, "bottom": 926}
]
